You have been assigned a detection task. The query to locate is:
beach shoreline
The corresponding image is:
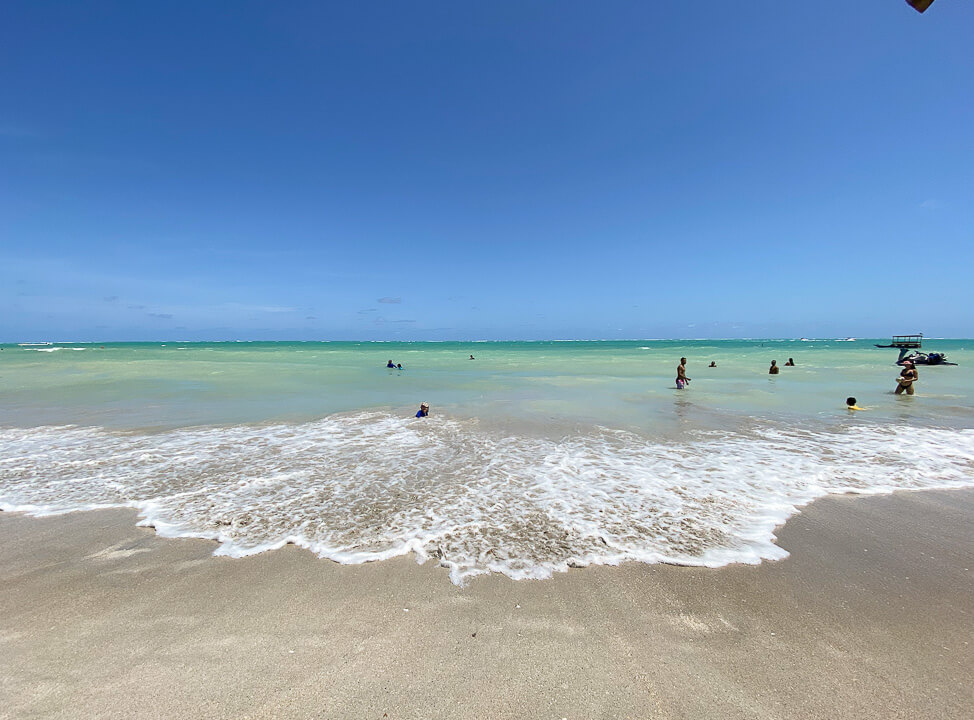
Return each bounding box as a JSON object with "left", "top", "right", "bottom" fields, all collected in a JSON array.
[{"left": 2, "top": 488, "right": 971, "bottom": 719}]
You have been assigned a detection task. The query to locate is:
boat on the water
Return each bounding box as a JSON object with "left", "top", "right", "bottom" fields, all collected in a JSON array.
[
  {"left": 896, "top": 351, "right": 957, "bottom": 366},
  {"left": 875, "top": 334, "right": 957, "bottom": 365},
  {"left": 875, "top": 334, "right": 923, "bottom": 349}
]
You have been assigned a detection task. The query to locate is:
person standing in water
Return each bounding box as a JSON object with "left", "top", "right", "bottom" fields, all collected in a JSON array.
[
  {"left": 769, "top": 360, "right": 780, "bottom": 374},
  {"left": 676, "top": 357, "right": 689, "bottom": 389},
  {"left": 895, "top": 361, "right": 918, "bottom": 395}
]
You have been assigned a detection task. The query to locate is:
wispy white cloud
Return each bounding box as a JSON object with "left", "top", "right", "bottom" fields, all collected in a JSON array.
[{"left": 378, "top": 297, "right": 401, "bottom": 304}]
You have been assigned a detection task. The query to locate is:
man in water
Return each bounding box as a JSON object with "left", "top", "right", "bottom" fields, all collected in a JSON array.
[
  {"left": 415, "top": 402, "right": 430, "bottom": 417},
  {"left": 676, "top": 357, "right": 689, "bottom": 389},
  {"left": 708, "top": 361, "right": 716, "bottom": 368},
  {"left": 895, "top": 361, "right": 918, "bottom": 395},
  {"left": 769, "top": 360, "right": 780, "bottom": 374},
  {"left": 785, "top": 358, "right": 795, "bottom": 366}
]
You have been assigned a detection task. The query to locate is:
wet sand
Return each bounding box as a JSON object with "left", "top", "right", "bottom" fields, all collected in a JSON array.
[{"left": 1, "top": 489, "right": 972, "bottom": 719}]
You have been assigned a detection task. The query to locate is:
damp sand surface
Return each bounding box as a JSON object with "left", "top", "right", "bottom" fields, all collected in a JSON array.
[{"left": 2, "top": 488, "right": 971, "bottom": 720}]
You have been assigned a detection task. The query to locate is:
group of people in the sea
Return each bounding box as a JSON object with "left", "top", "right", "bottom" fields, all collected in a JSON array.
[
  {"left": 407, "top": 351, "right": 923, "bottom": 421},
  {"left": 383, "top": 359, "right": 430, "bottom": 416},
  {"left": 767, "top": 358, "right": 796, "bottom": 374},
  {"left": 684, "top": 356, "right": 799, "bottom": 383},
  {"left": 678, "top": 355, "right": 921, "bottom": 408}
]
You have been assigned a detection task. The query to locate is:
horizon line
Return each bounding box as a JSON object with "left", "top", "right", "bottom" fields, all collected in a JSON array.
[{"left": 3, "top": 337, "right": 967, "bottom": 345}]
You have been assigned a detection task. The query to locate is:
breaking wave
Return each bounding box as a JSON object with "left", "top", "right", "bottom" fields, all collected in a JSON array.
[{"left": 1, "top": 413, "right": 972, "bottom": 584}]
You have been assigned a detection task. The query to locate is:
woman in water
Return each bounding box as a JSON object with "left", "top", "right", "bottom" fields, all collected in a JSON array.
[{"left": 895, "top": 361, "right": 918, "bottom": 395}]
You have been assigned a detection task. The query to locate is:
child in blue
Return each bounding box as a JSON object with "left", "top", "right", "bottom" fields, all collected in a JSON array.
[{"left": 415, "top": 402, "right": 429, "bottom": 418}]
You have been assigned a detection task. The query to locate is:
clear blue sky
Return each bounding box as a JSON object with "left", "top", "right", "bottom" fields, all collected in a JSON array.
[{"left": 2, "top": 1, "right": 972, "bottom": 341}]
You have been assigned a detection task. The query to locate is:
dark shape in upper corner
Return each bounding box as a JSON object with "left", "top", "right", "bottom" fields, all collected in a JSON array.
[{"left": 906, "top": 0, "right": 934, "bottom": 13}]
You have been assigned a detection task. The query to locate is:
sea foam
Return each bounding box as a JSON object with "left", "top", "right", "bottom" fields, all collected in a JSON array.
[{"left": 1, "top": 413, "right": 972, "bottom": 584}]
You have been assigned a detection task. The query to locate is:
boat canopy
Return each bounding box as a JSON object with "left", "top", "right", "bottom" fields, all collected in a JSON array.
[{"left": 875, "top": 334, "right": 923, "bottom": 349}]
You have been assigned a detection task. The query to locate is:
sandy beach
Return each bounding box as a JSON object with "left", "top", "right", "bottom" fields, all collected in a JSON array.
[{"left": 1, "top": 489, "right": 971, "bottom": 720}]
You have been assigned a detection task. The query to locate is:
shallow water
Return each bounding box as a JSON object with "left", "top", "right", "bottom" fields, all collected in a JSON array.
[{"left": 1, "top": 339, "right": 972, "bottom": 583}]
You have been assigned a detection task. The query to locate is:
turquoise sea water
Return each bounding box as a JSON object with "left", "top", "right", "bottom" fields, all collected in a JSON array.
[
  {"left": 1, "top": 339, "right": 972, "bottom": 583},
  {"left": 1, "top": 339, "right": 972, "bottom": 431}
]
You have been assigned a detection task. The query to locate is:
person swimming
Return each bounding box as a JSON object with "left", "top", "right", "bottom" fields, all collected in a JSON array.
[
  {"left": 785, "top": 358, "right": 795, "bottom": 366},
  {"left": 386, "top": 360, "right": 395, "bottom": 368},
  {"left": 846, "top": 397, "right": 864, "bottom": 411},
  {"left": 415, "top": 402, "right": 429, "bottom": 418},
  {"left": 708, "top": 361, "right": 716, "bottom": 368},
  {"left": 469, "top": 355, "right": 475, "bottom": 360}
]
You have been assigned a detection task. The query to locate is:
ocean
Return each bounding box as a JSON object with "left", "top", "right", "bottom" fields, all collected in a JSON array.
[{"left": 1, "top": 339, "right": 972, "bottom": 584}]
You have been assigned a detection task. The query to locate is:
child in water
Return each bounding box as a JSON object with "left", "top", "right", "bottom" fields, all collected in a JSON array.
[
  {"left": 415, "top": 402, "right": 430, "bottom": 418},
  {"left": 846, "top": 397, "right": 864, "bottom": 411}
]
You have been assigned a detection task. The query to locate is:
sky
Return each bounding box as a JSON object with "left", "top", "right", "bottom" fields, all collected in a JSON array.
[{"left": 2, "top": 1, "right": 972, "bottom": 341}]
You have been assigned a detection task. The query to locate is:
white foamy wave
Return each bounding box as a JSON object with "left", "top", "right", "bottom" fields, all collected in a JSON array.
[{"left": 1, "top": 415, "right": 972, "bottom": 584}]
